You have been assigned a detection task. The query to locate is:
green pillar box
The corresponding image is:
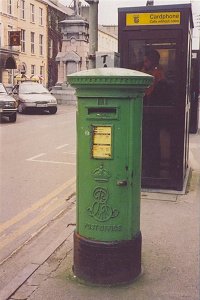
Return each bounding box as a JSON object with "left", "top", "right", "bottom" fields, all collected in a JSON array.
[{"left": 68, "top": 68, "right": 153, "bottom": 285}]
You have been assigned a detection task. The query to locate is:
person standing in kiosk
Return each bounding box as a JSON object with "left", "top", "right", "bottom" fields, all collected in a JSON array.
[
  {"left": 141, "top": 48, "right": 166, "bottom": 106},
  {"left": 141, "top": 48, "right": 166, "bottom": 177}
]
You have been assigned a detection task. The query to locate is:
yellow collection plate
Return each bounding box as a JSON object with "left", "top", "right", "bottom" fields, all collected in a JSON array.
[{"left": 92, "top": 126, "right": 112, "bottom": 159}]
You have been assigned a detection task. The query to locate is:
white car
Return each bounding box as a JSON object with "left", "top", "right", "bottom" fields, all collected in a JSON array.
[
  {"left": 12, "top": 81, "right": 57, "bottom": 114},
  {"left": 0, "top": 83, "right": 17, "bottom": 122}
]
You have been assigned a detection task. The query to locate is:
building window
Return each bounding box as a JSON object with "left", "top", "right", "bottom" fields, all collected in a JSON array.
[
  {"left": 30, "top": 4, "right": 35, "bottom": 23},
  {"left": 55, "top": 18, "right": 59, "bottom": 31},
  {"left": 58, "top": 41, "right": 61, "bottom": 52},
  {"left": 31, "top": 32, "right": 35, "bottom": 54},
  {"left": 7, "top": 69, "right": 13, "bottom": 84},
  {"left": 48, "top": 14, "right": 51, "bottom": 26},
  {"left": 7, "top": 0, "right": 12, "bottom": 15},
  {"left": 39, "top": 8, "right": 43, "bottom": 25},
  {"left": 0, "top": 23, "right": 2, "bottom": 47},
  {"left": 21, "top": 29, "right": 25, "bottom": 52},
  {"left": 20, "top": 0, "right": 25, "bottom": 19},
  {"left": 39, "top": 34, "right": 43, "bottom": 55},
  {"left": 49, "top": 39, "right": 53, "bottom": 58},
  {"left": 40, "top": 66, "right": 44, "bottom": 77},
  {"left": 18, "top": 62, "right": 27, "bottom": 74},
  {"left": 8, "top": 25, "right": 13, "bottom": 48},
  {"left": 31, "top": 65, "right": 35, "bottom": 76}
]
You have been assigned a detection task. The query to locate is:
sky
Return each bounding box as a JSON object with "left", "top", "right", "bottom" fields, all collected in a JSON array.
[
  {"left": 59, "top": 0, "right": 200, "bottom": 26},
  {"left": 59, "top": 0, "right": 200, "bottom": 48}
]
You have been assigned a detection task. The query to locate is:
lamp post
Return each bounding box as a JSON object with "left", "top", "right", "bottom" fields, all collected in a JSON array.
[{"left": 85, "top": 0, "right": 99, "bottom": 69}]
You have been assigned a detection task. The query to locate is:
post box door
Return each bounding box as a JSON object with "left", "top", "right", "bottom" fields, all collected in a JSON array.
[{"left": 77, "top": 97, "right": 142, "bottom": 242}]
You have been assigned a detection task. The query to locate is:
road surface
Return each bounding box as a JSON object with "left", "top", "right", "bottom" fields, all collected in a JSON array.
[{"left": 0, "top": 105, "right": 76, "bottom": 263}]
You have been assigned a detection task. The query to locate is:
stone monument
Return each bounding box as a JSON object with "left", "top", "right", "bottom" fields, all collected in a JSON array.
[{"left": 52, "top": 2, "right": 89, "bottom": 105}]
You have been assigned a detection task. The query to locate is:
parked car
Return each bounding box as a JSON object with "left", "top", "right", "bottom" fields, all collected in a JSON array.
[
  {"left": 0, "top": 83, "right": 17, "bottom": 122},
  {"left": 12, "top": 81, "right": 57, "bottom": 114}
]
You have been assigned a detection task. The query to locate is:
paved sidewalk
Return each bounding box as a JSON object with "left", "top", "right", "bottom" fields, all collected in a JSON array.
[
  {"left": 7, "top": 131, "right": 199, "bottom": 300},
  {"left": 9, "top": 174, "right": 199, "bottom": 300}
]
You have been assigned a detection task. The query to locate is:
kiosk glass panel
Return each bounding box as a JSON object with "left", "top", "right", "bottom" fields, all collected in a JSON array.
[
  {"left": 128, "top": 40, "right": 178, "bottom": 179},
  {"left": 128, "top": 40, "right": 176, "bottom": 106}
]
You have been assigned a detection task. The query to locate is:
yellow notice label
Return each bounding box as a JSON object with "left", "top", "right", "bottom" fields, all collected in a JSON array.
[
  {"left": 126, "top": 12, "right": 181, "bottom": 26},
  {"left": 92, "top": 126, "right": 112, "bottom": 159}
]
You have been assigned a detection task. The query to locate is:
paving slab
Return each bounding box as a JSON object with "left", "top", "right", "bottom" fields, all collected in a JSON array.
[
  {"left": 0, "top": 264, "right": 39, "bottom": 300},
  {"left": 0, "top": 200, "right": 75, "bottom": 300},
  {"left": 141, "top": 192, "right": 178, "bottom": 202},
  {"left": 11, "top": 171, "right": 199, "bottom": 300}
]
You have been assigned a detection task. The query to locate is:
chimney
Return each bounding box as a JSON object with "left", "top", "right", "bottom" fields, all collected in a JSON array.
[{"left": 146, "top": 0, "right": 154, "bottom": 6}]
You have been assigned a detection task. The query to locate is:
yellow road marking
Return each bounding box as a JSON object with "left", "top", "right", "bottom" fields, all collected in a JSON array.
[
  {"left": 0, "top": 177, "right": 76, "bottom": 234},
  {"left": 0, "top": 183, "right": 75, "bottom": 250}
]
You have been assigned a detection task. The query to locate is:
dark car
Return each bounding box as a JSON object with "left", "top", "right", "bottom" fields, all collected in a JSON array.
[{"left": 0, "top": 83, "right": 17, "bottom": 122}]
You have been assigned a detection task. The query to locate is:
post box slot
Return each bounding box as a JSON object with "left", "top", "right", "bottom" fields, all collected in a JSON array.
[{"left": 87, "top": 107, "right": 118, "bottom": 119}]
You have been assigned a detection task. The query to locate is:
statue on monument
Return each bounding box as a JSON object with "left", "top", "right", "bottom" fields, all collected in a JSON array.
[{"left": 73, "top": 0, "right": 81, "bottom": 15}]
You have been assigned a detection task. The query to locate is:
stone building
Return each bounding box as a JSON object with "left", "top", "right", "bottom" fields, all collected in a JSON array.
[
  {"left": 0, "top": 0, "right": 48, "bottom": 86},
  {"left": 0, "top": 0, "right": 73, "bottom": 87},
  {"left": 98, "top": 25, "right": 118, "bottom": 52},
  {"left": 44, "top": 0, "right": 73, "bottom": 88}
]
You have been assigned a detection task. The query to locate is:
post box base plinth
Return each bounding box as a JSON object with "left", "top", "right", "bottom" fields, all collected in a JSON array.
[{"left": 73, "top": 231, "right": 142, "bottom": 285}]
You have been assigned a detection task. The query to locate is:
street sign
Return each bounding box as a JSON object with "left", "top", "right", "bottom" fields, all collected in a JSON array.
[
  {"left": 126, "top": 12, "right": 181, "bottom": 26},
  {"left": 9, "top": 31, "right": 21, "bottom": 46}
]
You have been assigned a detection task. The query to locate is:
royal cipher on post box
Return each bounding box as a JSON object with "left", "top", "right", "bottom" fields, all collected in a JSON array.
[{"left": 68, "top": 68, "right": 153, "bottom": 285}]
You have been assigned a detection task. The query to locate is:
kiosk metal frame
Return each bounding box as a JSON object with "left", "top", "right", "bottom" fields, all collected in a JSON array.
[
  {"left": 119, "top": 4, "right": 194, "bottom": 191},
  {"left": 190, "top": 50, "right": 200, "bottom": 134}
]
